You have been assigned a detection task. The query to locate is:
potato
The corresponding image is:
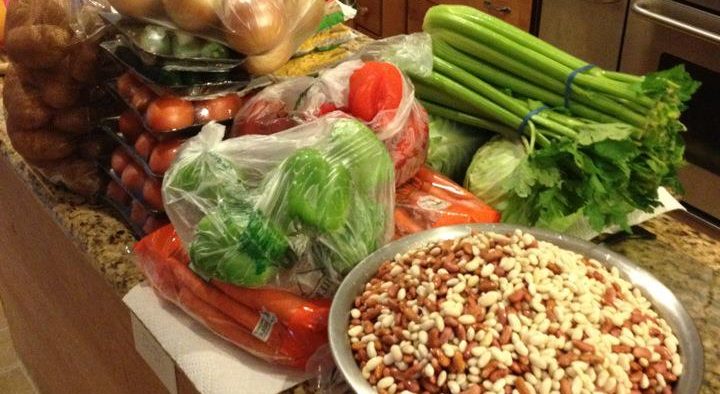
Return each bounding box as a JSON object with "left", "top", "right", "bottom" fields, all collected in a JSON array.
[
  {"left": 13, "top": 64, "right": 51, "bottom": 88},
  {"left": 41, "top": 71, "right": 80, "bottom": 109},
  {"left": 35, "top": 157, "right": 104, "bottom": 197},
  {"left": 70, "top": 42, "right": 99, "bottom": 84},
  {"left": 6, "top": 24, "right": 72, "bottom": 69},
  {"left": 6, "top": 0, "right": 68, "bottom": 30},
  {"left": 51, "top": 106, "right": 93, "bottom": 136},
  {"left": 4, "top": 66, "right": 54, "bottom": 129},
  {"left": 77, "top": 133, "right": 114, "bottom": 161},
  {"left": 7, "top": 126, "right": 76, "bottom": 162}
]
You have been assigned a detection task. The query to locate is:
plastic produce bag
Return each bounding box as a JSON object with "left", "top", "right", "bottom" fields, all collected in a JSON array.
[
  {"left": 426, "top": 114, "right": 492, "bottom": 183},
  {"left": 395, "top": 166, "right": 501, "bottom": 239},
  {"left": 112, "top": 71, "right": 250, "bottom": 135},
  {"left": 163, "top": 118, "right": 394, "bottom": 295},
  {"left": 134, "top": 224, "right": 331, "bottom": 369},
  {"left": 3, "top": 0, "right": 113, "bottom": 196},
  {"left": 106, "top": 0, "right": 325, "bottom": 75},
  {"left": 231, "top": 55, "right": 429, "bottom": 185}
]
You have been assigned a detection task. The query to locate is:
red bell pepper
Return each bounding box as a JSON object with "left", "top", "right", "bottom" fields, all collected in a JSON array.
[{"left": 348, "top": 61, "right": 404, "bottom": 123}]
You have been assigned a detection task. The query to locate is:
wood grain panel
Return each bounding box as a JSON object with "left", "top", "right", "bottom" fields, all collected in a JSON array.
[
  {"left": 407, "top": 0, "right": 436, "bottom": 33},
  {"left": 0, "top": 155, "right": 167, "bottom": 394},
  {"left": 355, "top": 0, "right": 383, "bottom": 36},
  {"left": 407, "top": 0, "right": 533, "bottom": 32},
  {"left": 381, "top": 0, "right": 407, "bottom": 37}
]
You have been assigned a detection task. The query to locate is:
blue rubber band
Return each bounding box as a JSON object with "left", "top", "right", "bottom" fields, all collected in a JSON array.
[
  {"left": 517, "top": 105, "right": 549, "bottom": 134},
  {"left": 564, "top": 64, "right": 595, "bottom": 108}
]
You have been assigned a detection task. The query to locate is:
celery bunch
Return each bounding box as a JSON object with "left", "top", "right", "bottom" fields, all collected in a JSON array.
[{"left": 414, "top": 5, "right": 699, "bottom": 232}]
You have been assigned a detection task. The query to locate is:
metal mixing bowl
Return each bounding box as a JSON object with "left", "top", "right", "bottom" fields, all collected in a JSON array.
[{"left": 329, "top": 223, "right": 704, "bottom": 393}]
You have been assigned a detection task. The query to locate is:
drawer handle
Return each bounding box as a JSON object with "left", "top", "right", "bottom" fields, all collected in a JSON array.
[
  {"left": 633, "top": 0, "right": 720, "bottom": 44},
  {"left": 358, "top": 6, "right": 369, "bottom": 16},
  {"left": 483, "top": 0, "right": 512, "bottom": 14}
]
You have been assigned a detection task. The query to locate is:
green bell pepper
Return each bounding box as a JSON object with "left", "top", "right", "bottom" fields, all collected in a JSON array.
[{"left": 284, "top": 148, "right": 351, "bottom": 232}]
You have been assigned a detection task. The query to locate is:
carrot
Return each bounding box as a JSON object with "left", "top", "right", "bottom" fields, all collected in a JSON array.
[
  {"left": 177, "top": 287, "right": 305, "bottom": 369},
  {"left": 134, "top": 226, "right": 182, "bottom": 298},
  {"left": 135, "top": 225, "right": 318, "bottom": 366},
  {"left": 211, "top": 281, "right": 330, "bottom": 354},
  {"left": 394, "top": 207, "right": 424, "bottom": 235},
  {"left": 169, "top": 261, "right": 316, "bottom": 359},
  {"left": 416, "top": 166, "right": 477, "bottom": 200},
  {"left": 171, "top": 262, "right": 263, "bottom": 333}
]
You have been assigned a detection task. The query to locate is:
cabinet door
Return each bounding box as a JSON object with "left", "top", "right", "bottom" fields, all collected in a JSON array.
[
  {"left": 539, "top": 0, "right": 629, "bottom": 70},
  {"left": 407, "top": 0, "right": 437, "bottom": 33},
  {"left": 355, "top": 0, "right": 383, "bottom": 37},
  {"left": 478, "top": 0, "right": 532, "bottom": 31},
  {"left": 407, "top": 0, "right": 533, "bottom": 32}
]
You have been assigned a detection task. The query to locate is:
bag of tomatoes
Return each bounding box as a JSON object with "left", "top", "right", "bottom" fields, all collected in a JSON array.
[{"left": 115, "top": 72, "right": 249, "bottom": 135}]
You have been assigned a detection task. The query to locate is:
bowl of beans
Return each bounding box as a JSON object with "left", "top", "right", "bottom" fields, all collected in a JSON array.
[{"left": 329, "top": 224, "right": 703, "bottom": 394}]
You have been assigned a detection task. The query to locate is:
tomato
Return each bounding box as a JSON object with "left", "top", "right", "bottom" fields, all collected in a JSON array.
[
  {"left": 121, "top": 162, "right": 146, "bottom": 196},
  {"left": 118, "top": 110, "right": 144, "bottom": 144},
  {"left": 230, "top": 99, "right": 297, "bottom": 137},
  {"left": 348, "top": 62, "right": 404, "bottom": 122},
  {"left": 117, "top": 73, "right": 139, "bottom": 99},
  {"left": 132, "top": 85, "right": 156, "bottom": 112},
  {"left": 142, "top": 178, "right": 164, "bottom": 211},
  {"left": 130, "top": 201, "right": 148, "bottom": 227},
  {"left": 142, "top": 216, "right": 167, "bottom": 235},
  {"left": 145, "top": 97, "right": 195, "bottom": 132},
  {"left": 111, "top": 147, "right": 131, "bottom": 174},
  {"left": 106, "top": 181, "right": 130, "bottom": 205},
  {"left": 194, "top": 94, "right": 243, "bottom": 122},
  {"left": 149, "top": 138, "right": 184, "bottom": 175},
  {"left": 317, "top": 102, "right": 338, "bottom": 116},
  {"left": 134, "top": 132, "right": 157, "bottom": 161}
]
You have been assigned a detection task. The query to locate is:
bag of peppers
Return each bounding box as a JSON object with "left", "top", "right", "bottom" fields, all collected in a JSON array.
[{"left": 230, "top": 36, "right": 432, "bottom": 186}]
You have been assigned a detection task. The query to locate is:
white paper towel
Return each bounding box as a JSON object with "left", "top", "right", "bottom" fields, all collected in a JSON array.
[
  {"left": 123, "top": 284, "right": 310, "bottom": 394},
  {"left": 565, "top": 187, "right": 685, "bottom": 240}
]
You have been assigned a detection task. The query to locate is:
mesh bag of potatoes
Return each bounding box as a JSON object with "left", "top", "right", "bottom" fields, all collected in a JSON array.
[{"left": 3, "top": 0, "right": 116, "bottom": 196}]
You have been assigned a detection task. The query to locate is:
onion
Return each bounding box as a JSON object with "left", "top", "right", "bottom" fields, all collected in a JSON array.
[
  {"left": 222, "top": 0, "right": 287, "bottom": 55},
  {"left": 162, "top": 0, "right": 219, "bottom": 32},
  {"left": 107, "top": 0, "right": 164, "bottom": 18},
  {"left": 243, "top": 38, "right": 293, "bottom": 75}
]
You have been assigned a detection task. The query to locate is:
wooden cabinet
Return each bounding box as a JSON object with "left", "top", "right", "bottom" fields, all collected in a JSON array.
[
  {"left": 353, "top": 0, "right": 407, "bottom": 38},
  {"left": 352, "top": 0, "right": 534, "bottom": 38},
  {"left": 407, "top": 0, "right": 533, "bottom": 33}
]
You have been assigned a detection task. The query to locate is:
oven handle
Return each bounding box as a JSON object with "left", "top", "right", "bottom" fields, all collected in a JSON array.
[{"left": 633, "top": 0, "right": 720, "bottom": 44}]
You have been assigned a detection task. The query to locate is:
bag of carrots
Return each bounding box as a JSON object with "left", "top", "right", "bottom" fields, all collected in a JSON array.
[
  {"left": 134, "top": 224, "right": 331, "bottom": 370},
  {"left": 395, "top": 166, "right": 501, "bottom": 238}
]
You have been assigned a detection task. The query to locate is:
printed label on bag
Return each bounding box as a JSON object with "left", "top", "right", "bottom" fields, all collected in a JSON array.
[
  {"left": 417, "top": 195, "right": 450, "bottom": 211},
  {"left": 253, "top": 310, "right": 278, "bottom": 342}
]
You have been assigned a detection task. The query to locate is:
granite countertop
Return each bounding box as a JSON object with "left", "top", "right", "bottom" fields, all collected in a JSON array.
[{"left": 1, "top": 60, "right": 719, "bottom": 393}]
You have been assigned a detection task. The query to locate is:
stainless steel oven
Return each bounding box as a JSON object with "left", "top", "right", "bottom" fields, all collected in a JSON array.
[{"left": 621, "top": 0, "right": 720, "bottom": 220}]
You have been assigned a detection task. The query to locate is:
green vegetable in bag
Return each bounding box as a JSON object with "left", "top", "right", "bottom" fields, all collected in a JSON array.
[
  {"left": 189, "top": 203, "right": 289, "bottom": 287},
  {"left": 199, "top": 42, "right": 231, "bottom": 59},
  {"left": 465, "top": 136, "right": 527, "bottom": 211},
  {"left": 166, "top": 152, "right": 243, "bottom": 204},
  {"left": 172, "top": 31, "right": 204, "bottom": 58},
  {"left": 139, "top": 25, "right": 172, "bottom": 55},
  {"left": 328, "top": 119, "right": 393, "bottom": 194},
  {"left": 426, "top": 115, "right": 491, "bottom": 183},
  {"left": 285, "top": 148, "right": 351, "bottom": 232},
  {"left": 321, "top": 193, "right": 385, "bottom": 274}
]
